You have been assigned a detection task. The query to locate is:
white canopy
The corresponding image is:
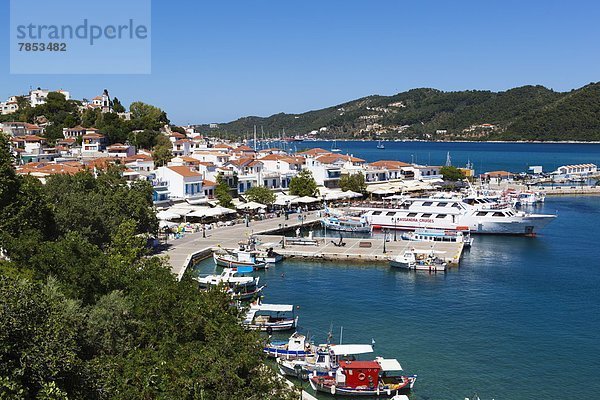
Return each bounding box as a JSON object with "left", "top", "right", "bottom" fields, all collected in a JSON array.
[
  {"left": 159, "top": 220, "right": 179, "bottom": 229},
  {"left": 236, "top": 201, "right": 267, "bottom": 210},
  {"left": 188, "top": 206, "right": 236, "bottom": 218},
  {"left": 295, "top": 196, "right": 320, "bottom": 204},
  {"left": 372, "top": 188, "right": 396, "bottom": 195},
  {"left": 274, "top": 194, "right": 298, "bottom": 206},
  {"left": 330, "top": 344, "right": 373, "bottom": 356},
  {"left": 156, "top": 210, "right": 181, "bottom": 220},
  {"left": 375, "top": 357, "right": 403, "bottom": 371},
  {"left": 251, "top": 303, "right": 294, "bottom": 312}
]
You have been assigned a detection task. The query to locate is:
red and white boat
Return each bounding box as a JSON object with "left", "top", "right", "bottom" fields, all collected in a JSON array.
[{"left": 309, "top": 357, "right": 417, "bottom": 397}]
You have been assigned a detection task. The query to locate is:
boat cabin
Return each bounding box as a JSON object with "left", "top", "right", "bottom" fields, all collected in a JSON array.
[{"left": 338, "top": 360, "right": 381, "bottom": 388}]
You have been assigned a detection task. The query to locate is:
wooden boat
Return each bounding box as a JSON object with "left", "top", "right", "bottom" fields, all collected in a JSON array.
[
  {"left": 390, "top": 250, "right": 447, "bottom": 272},
  {"left": 213, "top": 250, "right": 267, "bottom": 270},
  {"left": 264, "top": 332, "right": 312, "bottom": 359},
  {"left": 195, "top": 268, "right": 265, "bottom": 300},
  {"left": 278, "top": 344, "right": 373, "bottom": 378},
  {"left": 243, "top": 301, "right": 298, "bottom": 332},
  {"left": 309, "top": 358, "right": 417, "bottom": 397}
]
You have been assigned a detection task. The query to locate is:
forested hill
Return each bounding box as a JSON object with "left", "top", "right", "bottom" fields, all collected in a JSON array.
[{"left": 198, "top": 83, "right": 600, "bottom": 141}]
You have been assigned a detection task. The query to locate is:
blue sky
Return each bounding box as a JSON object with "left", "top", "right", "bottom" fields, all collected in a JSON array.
[{"left": 1, "top": 0, "right": 599, "bottom": 124}]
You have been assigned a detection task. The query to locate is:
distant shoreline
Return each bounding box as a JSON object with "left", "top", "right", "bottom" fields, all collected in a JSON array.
[{"left": 301, "top": 139, "right": 600, "bottom": 144}]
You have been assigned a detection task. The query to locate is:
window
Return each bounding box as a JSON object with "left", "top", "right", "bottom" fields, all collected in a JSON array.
[
  {"left": 436, "top": 214, "right": 447, "bottom": 219},
  {"left": 371, "top": 211, "right": 382, "bottom": 216},
  {"left": 476, "top": 211, "right": 487, "bottom": 217},
  {"left": 493, "top": 212, "right": 505, "bottom": 217},
  {"left": 407, "top": 212, "right": 418, "bottom": 217},
  {"left": 437, "top": 203, "right": 448, "bottom": 207},
  {"left": 421, "top": 213, "right": 432, "bottom": 218},
  {"left": 423, "top": 202, "right": 433, "bottom": 206},
  {"left": 386, "top": 211, "right": 396, "bottom": 216}
]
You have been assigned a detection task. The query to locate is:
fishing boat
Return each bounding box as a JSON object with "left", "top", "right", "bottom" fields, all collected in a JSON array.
[
  {"left": 390, "top": 250, "right": 447, "bottom": 272},
  {"left": 355, "top": 193, "right": 556, "bottom": 235},
  {"left": 278, "top": 344, "right": 374, "bottom": 378},
  {"left": 321, "top": 215, "right": 372, "bottom": 233},
  {"left": 264, "top": 332, "right": 312, "bottom": 359},
  {"left": 309, "top": 357, "right": 417, "bottom": 397},
  {"left": 377, "top": 140, "right": 385, "bottom": 149},
  {"left": 401, "top": 228, "right": 472, "bottom": 247},
  {"left": 195, "top": 268, "right": 265, "bottom": 300},
  {"left": 243, "top": 301, "right": 298, "bottom": 332},
  {"left": 238, "top": 237, "right": 284, "bottom": 263},
  {"left": 213, "top": 250, "right": 267, "bottom": 270}
]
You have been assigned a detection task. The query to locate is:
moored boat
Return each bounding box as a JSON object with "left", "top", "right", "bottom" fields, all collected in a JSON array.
[
  {"left": 390, "top": 249, "right": 447, "bottom": 272},
  {"left": 264, "top": 332, "right": 312, "bottom": 359},
  {"left": 213, "top": 250, "right": 267, "bottom": 270},
  {"left": 278, "top": 344, "right": 374, "bottom": 378},
  {"left": 195, "top": 268, "right": 264, "bottom": 300},
  {"left": 321, "top": 215, "right": 372, "bottom": 233},
  {"left": 309, "top": 357, "right": 417, "bottom": 397},
  {"left": 356, "top": 193, "right": 556, "bottom": 235},
  {"left": 243, "top": 301, "right": 298, "bottom": 332},
  {"left": 401, "top": 227, "right": 473, "bottom": 247}
]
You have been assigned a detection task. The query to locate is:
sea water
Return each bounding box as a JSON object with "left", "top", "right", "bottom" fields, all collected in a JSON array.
[{"left": 194, "top": 196, "right": 600, "bottom": 399}]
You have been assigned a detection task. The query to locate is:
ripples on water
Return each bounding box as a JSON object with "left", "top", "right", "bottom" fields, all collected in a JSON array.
[{"left": 194, "top": 197, "right": 600, "bottom": 399}]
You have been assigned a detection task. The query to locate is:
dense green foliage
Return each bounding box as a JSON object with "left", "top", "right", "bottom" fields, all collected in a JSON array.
[
  {"left": 289, "top": 169, "right": 319, "bottom": 197},
  {"left": 215, "top": 173, "right": 234, "bottom": 208},
  {"left": 243, "top": 186, "right": 276, "bottom": 206},
  {"left": 339, "top": 173, "right": 366, "bottom": 194},
  {"left": 0, "top": 135, "right": 292, "bottom": 400},
  {"left": 196, "top": 83, "right": 600, "bottom": 141},
  {"left": 440, "top": 166, "right": 466, "bottom": 182}
]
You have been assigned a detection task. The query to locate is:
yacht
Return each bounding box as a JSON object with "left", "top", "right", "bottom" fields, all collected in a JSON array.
[{"left": 354, "top": 195, "right": 556, "bottom": 235}]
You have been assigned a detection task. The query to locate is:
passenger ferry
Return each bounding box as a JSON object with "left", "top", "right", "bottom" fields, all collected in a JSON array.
[
  {"left": 320, "top": 215, "right": 372, "bottom": 233},
  {"left": 354, "top": 195, "right": 556, "bottom": 235}
]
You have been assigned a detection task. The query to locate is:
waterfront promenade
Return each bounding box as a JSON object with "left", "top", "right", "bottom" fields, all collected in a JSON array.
[{"left": 160, "top": 212, "right": 321, "bottom": 279}]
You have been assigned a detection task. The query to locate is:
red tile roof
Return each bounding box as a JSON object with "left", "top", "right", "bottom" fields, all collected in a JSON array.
[{"left": 167, "top": 166, "right": 202, "bottom": 177}]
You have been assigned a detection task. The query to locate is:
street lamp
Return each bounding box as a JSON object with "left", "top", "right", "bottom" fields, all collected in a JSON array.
[
  {"left": 382, "top": 229, "right": 387, "bottom": 254},
  {"left": 294, "top": 365, "right": 309, "bottom": 400},
  {"left": 393, "top": 218, "right": 397, "bottom": 241}
]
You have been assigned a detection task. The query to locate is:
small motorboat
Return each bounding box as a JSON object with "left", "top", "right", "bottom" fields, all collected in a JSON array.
[
  {"left": 309, "top": 357, "right": 417, "bottom": 397},
  {"left": 264, "top": 332, "right": 312, "bottom": 359},
  {"left": 213, "top": 250, "right": 267, "bottom": 270},
  {"left": 390, "top": 250, "right": 447, "bottom": 272},
  {"left": 243, "top": 301, "right": 298, "bottom": 332},
  {"left": 195, "top": 268, "right": 264, "bottom": 301}
]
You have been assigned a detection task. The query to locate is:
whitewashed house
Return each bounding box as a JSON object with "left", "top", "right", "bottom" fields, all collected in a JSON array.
[{"left": 154, "top": 166, "right": 205, "bottom": 201}]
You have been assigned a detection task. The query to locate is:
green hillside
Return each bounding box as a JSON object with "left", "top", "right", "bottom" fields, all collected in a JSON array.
[{"left": 199, "top": 83, "right": 600, "bottom": 141}]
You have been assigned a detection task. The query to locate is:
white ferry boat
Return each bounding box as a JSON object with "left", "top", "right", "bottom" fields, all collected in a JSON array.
[
  {"left": 401, "top": 228, "right": 472, "bottom": 247},
  {"left": 354, "top": 195, "right": 556, "bottom": 235}
]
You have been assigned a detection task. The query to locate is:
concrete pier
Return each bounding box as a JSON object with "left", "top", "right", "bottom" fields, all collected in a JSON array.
[
  {"left": 255, "top": 234, "right": 465, "bottom": 266},
  {"left": 160, "top": 212, "right": 321, "bottom": 279}
]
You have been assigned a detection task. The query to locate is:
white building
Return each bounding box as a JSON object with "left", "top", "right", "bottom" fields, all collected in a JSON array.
[
  {"left": 554, "top": 163, "right": 598, "bottom": 176},
  {"left": 107, "top": 143, "right": 136, "bottom": 158},
  {"left": 0, "top": 122, "right": 43, "bottom": 137},
  {"left": 63, "top": 125, "right": 101, "bottom": 139},
  {"left": 154, "top": 166, "right": 205, "bottom": 201},
  {"left": 29, "top": 89, "right": 70, "bottom": 107},
  {"left": 81, "top": 133, "right": 107, "bottom": 156},
  {"left": 1, "top": 96, "right": 19, "bottom": 115}
]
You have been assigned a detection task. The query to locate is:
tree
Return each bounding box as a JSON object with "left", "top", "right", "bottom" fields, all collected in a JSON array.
[
  {"left": 215, "top": 173, "right": 233, "bottom": 208},
  {"left": 244, "top": 186, "right": 275, "bottom": 206},
  {"left": 289, "top": 169, "right": 319, "bottom": 197},
  {"left": 339, "top": 173, "right": 366, "bottom": 194},
  {"left": 440, "top": 166, "right": 466, "bottom": 181},
  {"left": 152, "top": 135, "right": 173, "bottom": 167},
  {"left": 111, "top": 97, "right": 126, "bottom": 113},
  {"left": 129, "top": 102, "right": 169, "bottom": 131}
]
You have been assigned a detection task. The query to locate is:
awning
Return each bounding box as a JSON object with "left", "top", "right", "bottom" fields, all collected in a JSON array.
[
  {"left": 295, "top": 196, "right": 320, "bottom": 204},
  {"left": 375, "top": 357, "right": 403, "bottom": 371},
  {"left": 330, "top": 344, "right": 373, "bottom": 356},
  {"left": 157, "top": 210, "right": 181, "bottom": 220},
  {"left": 251, "top": 303, "right": 294, "bottom": 312},
  {"left": 236, "top": 201, "right": 267, "bottom": 210}
]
